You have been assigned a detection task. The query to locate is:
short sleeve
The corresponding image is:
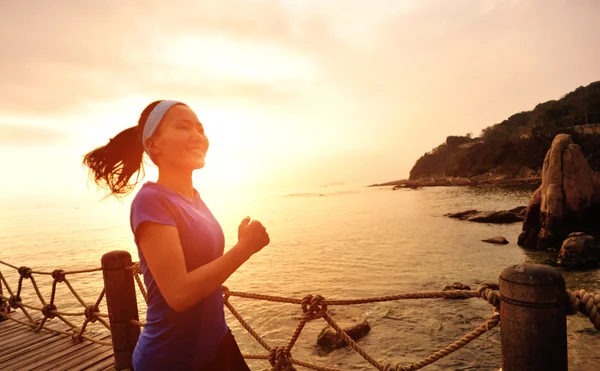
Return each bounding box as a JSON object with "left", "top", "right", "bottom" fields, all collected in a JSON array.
[{"left": 130, "top": 189, "right": 177, "bottom": 238}]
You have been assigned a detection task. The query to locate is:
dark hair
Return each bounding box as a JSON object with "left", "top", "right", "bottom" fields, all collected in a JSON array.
[{"left": 83, "top": 101, "right": 162, "bottom": 197}]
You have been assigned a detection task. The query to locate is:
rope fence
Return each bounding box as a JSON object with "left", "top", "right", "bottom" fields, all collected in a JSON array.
[
  {"left": 0, "top": 259, "right": 111, "bottom": 346},
  {"left": 221, "top": 284, "right": 502, "bottom": 371},
  {"left": 2, "top": 258, "right": 600, "bottom": 371}
]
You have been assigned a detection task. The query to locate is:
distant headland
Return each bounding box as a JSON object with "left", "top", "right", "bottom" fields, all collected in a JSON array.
[{"left": 372, "top": 81, "right": 600, "bottom": 188}]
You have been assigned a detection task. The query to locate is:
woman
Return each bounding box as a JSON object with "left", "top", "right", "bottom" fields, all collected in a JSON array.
[{"left": 83, "top": 100, "right": 270, "bottom": 370}]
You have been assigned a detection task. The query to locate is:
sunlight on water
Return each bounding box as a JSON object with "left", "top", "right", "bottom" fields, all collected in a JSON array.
[{"left": 1, "top": 184, "right": 599, "bottom": 370}]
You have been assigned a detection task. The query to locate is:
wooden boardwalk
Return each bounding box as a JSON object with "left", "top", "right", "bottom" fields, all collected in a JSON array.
[{"left": 0, "top": 312, "right": 116, "bottom": 371}]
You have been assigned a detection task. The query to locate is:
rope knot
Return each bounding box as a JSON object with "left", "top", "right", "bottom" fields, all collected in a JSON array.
[
  {"left": 42, "top": 303, "right": 57, "bottom": 319},
  {"left": 52, "top": 269, "right": 66, "bottom": 283},
  {"left": 84, "top": 305, "right": 99, "bottom": 323},
  {"left": 222, "top": 285, "right": 231, "bottom": 301},
  {"left": 301, "top": 294, "right": 327, "bottom": 320},
  {"left": 268, "top": 346, "right": 293, "bottom": 370},
  {"left": 8, "top": 295, "right": 21, "bottom": 309},
  {"left": 477, "top": 282, "right": 501, "bottom": 308},
  {"left": 18, "top": 266, "right": 32, "bottom": 279}
]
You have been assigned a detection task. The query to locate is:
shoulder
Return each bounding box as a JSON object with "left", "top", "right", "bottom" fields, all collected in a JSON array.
[
  {"left": 132, "top": 184, "right": 169, "bottom": 209},
  {"left": 130, "top": 184, "right": 178, "bottom": 233}
]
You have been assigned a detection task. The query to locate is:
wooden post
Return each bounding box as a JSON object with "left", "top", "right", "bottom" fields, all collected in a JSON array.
[
  {"left": 499, "top": 264, "right": 567, "bottom": 371},
  {"left": 102, "top": 250, "right": 140, "bottom": 370},
  {"left": 0, "top": 277, "right": 7, "bottom": 320}
]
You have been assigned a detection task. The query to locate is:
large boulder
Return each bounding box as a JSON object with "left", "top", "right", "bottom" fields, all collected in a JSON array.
[
  {"left": 446, "top": 209, "right": 524, "bottom": 224},
  {"left": 556, "top": 233, "right": 600, "bottom": 269},
  {"left": 443, "top": 282, "right": 471, "bottom": 291},
  {"left": 518, "top": 134, "right": 600, "bottom": 250},
  {"left": 317, "top": 319, "right": 370, "bottom": 353},
  {"left": 482, "top": 236, "right": 509, "bottom": 245}
]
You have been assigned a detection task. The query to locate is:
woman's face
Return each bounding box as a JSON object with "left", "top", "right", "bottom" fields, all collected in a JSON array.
[{"left": 145, "top": 104, "right": 209, "bottom": 171}]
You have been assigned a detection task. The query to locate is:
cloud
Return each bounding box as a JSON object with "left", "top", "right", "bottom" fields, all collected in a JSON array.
[
  {"left": 0, "top": 124, "right": 70, "bottom": 147},
  {"left": 1, "top": 0, "right": 599, "bottom": 143},
  {"left": 0, "top": 0, "right": 330, "bottom": 115}
]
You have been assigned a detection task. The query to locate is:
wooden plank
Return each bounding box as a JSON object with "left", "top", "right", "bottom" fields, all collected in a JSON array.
[
  {"left": 82, "top": 354, "right": 117, "bottom": 371},
  {"left": 0, "top": 321, "right": 74, "bottom": 356},
  {"left": 2, "top": 333, "right": 109, "bottom": 370},
  {"left": 0, "top": 322, "right": 32, "bottom": 335},
  {"left": 0, "top": 312, "right": 35, "bottom": 328},
  {"left": 0, "top": 316, "right": 29, "bottom": 331},
  {"left": 0, "top": 313, "right": 42, "bottom": 333},
  {"left": 0, "top": 332, "right": 75, "bottom": 363},
  {"left": 30, "top": 337, "right": 112, "bottom": 371},
  {"left": 1, "top": 337, "right": 84, "bottom": 369},
  {"left": 56, "top": 347, "right": 114, "bottom": 371},
  {"left": 0, "top": 311, "right": 117, "bottom": 371},
  {"left": 1, "top": 319, "right": 72, "bottom": 340},
  {"left": 0, "top": 323, "right": 36, "bottom": 337},
  {"left": 0, "top": 321, "right": 73, "bottom": 348},
  {"left": 0, "top": 330, "right": 60, "bottom": 357}
]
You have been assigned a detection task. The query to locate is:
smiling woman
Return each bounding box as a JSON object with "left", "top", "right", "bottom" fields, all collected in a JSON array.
[{"left": 82, "top": 100, "right": 271, "bottom": 371}]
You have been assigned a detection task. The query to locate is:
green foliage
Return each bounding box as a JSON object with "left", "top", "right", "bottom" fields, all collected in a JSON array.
[
  {"left": 409, "top": 81, "right": 600, "bottom": 180},
  {"left": 445, "top": 135, "right": 473, "bottom": 148}
]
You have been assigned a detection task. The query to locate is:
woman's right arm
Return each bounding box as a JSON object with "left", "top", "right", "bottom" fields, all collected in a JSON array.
[{"left": 137, "top": 216, "right": 269, "bottom": 312}]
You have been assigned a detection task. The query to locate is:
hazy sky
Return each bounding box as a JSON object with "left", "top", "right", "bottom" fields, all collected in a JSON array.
[{"left": 1, "top": 0, "right": 599, "bottom": 199}]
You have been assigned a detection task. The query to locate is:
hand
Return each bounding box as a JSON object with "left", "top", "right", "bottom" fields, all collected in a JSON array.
[{"left": 238, "top": 216, "right": 270, "bottom": 255}]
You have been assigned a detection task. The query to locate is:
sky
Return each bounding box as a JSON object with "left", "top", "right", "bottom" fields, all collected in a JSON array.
[{"left": 1, "top": 0, "right": 600, "bottom": 200}]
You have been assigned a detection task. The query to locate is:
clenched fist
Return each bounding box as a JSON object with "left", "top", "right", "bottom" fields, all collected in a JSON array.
[{"left": 238, "top": 216, "right": 270, "bottom": 255}]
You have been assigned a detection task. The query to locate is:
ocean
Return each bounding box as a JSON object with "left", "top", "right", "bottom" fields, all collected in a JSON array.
[{"left": 1, "top": 184, "right": 599, "bottom": 370}]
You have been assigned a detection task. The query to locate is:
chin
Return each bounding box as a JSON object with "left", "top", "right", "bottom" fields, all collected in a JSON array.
[{"left": 192, "top": 160, "right": 206, "bottom": 170}]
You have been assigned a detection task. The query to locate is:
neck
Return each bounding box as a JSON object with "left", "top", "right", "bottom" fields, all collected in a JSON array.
[{"left": 156, "top": 167, "right": 195, "bottom": 198}]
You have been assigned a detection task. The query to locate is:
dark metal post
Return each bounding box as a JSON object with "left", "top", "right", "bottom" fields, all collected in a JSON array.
[
  {"left": 102, "top": 250, "right": 140, "bottom": 370},
  {"left": 499, "top": 264, "right": 567, "bottom": 371}
]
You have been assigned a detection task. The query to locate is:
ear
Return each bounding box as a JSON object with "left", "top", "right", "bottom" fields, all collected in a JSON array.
[{"left": 145, "top": 137, "right": 161, "bottom": 157}]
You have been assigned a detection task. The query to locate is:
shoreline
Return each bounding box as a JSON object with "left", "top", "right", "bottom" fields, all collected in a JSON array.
[{"left": 368, "top": 177, "right": 541, "bottom": 188}]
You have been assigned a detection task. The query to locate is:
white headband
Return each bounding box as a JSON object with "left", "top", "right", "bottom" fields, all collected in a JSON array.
[{"left": 142, "top": 100, "right": 185, "bottom": 154}]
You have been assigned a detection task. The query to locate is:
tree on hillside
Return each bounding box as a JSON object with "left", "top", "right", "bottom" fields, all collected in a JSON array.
[{"left": 408, "top": 81, "right": 600, "bottom": 180}]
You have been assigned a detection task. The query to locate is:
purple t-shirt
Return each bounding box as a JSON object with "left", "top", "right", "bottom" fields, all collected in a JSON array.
[{"left": 130, "top": 182, "right": 228, "bottom": 370}]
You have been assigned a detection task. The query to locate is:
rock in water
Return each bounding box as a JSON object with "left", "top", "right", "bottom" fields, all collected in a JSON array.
[
  {"left": 556, "top": 233, "right": 599, "bottom": 268},
  {"left": 482, "top": 236, "right": 509, "bottom": 245},
  {"left": 446, "top": 209, "right": 524, "bottom": 224},
  {"left": 446, "top": 210, "right": 478, "bottom": 219},
  {"left": 317, "top": 319, "right": 370, "bottom": 353},
  {"left": 518, "top": 134, "right": 600, "bottom": 250},
  {"left": 467, "top": 211, "right": 522, "bottom": 224},
  {"left": 443, "top": 282, "right": 471, "bottom": 291}
]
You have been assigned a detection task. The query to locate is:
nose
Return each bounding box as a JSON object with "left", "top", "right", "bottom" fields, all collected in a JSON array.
[
  {"left": 191, "top": 127, "right": 205, "bottom": 140},
  {"left": 191, "top": 129, "right": 209, "bottom": 147}
]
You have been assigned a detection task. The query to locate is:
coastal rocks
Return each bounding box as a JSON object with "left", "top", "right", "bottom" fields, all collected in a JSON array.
[
  {"left": 443, "top": 282, "right": 471, "bottom": 291},
  {"left": 392, "top": 184, "right": 422, "bottom": 190},
  {"left": 556, "top": 233, "right": 600, "bottom": 269},
  {"left": 446, "top": 208, "right": 525, "bottom": 224},
  {"left": 482, "top": 236, "right": 509, "bottom": 245},
  {"left": 442, "top": 282, "right": 471, "bottom": 300},
  {"left": 518, "top": 134, "right": 600, "bottom": 251},
  {"left": 317, "top": 319, "right": 371, "bottom": 353}
]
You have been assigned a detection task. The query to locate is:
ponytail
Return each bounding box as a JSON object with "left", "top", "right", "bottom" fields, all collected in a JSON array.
[{"left": 83, "top": 101, "right": 161, "bottom": 197}]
